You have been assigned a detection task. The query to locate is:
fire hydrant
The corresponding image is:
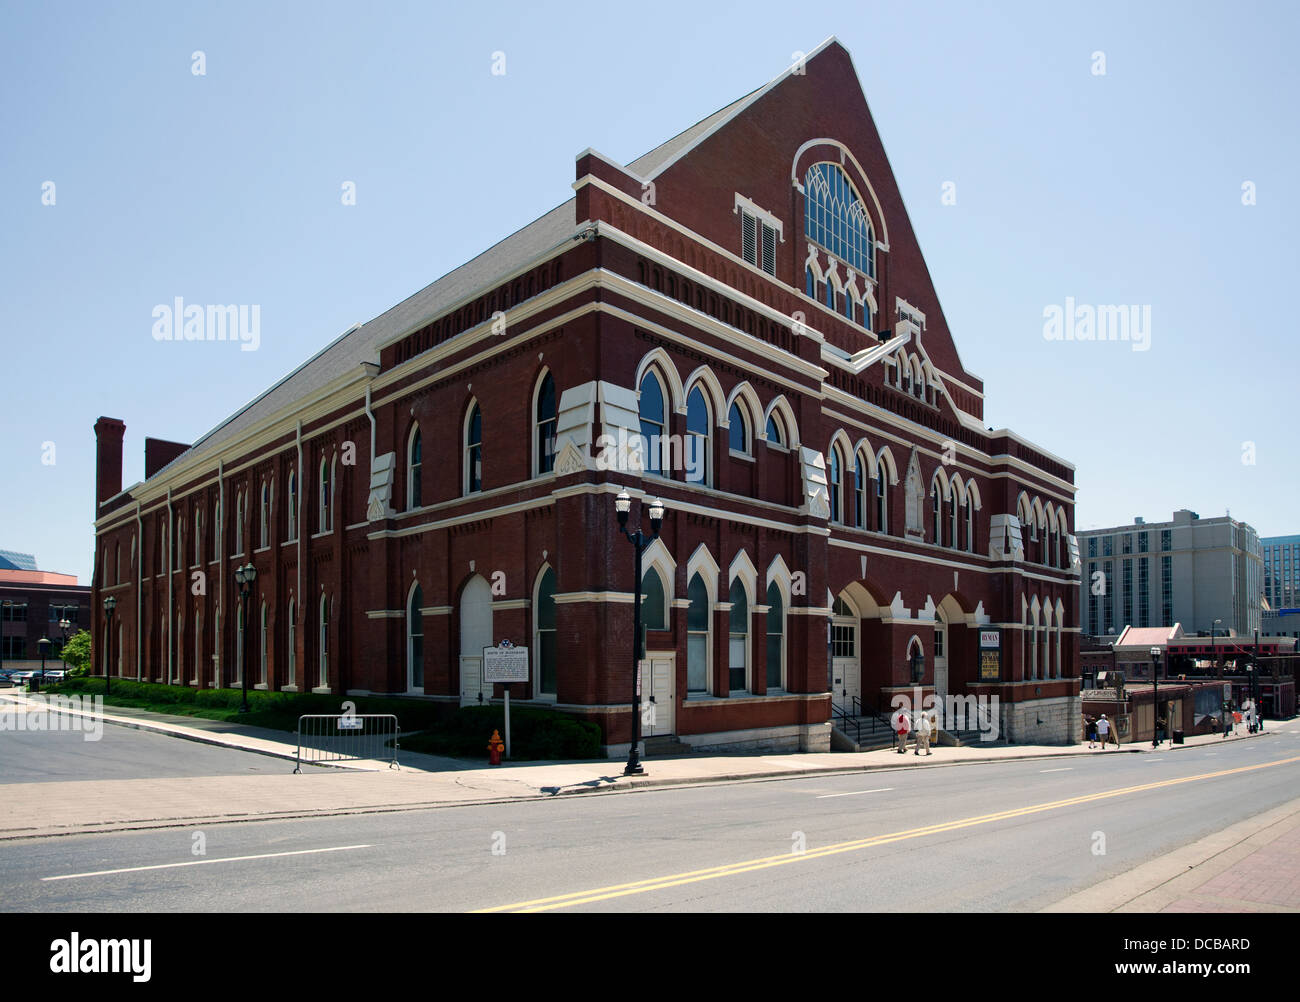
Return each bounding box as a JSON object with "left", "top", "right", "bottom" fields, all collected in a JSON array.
[{"left": 487, "top": 729, "right": 505, "bottom": 766}]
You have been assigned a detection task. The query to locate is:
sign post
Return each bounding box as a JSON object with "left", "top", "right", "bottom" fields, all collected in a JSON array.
[{"left": 483, "top": 640, "right": 529, "bottom": 758}]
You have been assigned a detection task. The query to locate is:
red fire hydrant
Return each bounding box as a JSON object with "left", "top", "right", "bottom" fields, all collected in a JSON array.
[{"left": 487, "top": 729, "right": 505, "bottom": 766}]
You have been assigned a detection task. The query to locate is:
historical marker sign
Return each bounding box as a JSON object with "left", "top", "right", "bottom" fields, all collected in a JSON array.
[{"left": 483, "top": 644, "right": 529, "bottom": 684}]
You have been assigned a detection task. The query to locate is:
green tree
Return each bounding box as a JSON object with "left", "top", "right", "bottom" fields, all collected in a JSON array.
[{"left": 60, "top": 629, "right": 92, "bottom": 675}]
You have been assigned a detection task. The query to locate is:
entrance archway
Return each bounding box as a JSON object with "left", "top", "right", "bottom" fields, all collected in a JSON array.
[{"left": 458, "top": 575, "right": 493, "bottom": 706}]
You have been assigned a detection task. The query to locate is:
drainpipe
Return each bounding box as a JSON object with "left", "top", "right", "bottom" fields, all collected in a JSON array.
[
  {"left": 135, "top": 500, "right": 143, "bottom": 680},
  {"left": 218, "top": 460, "right": 225, "bottom": 688},
  {"left": 167, "top": 488, "right": 173, "bottom": 685},
  {"left": 364, "top": 385, "right": 376, "bottom": 467}
]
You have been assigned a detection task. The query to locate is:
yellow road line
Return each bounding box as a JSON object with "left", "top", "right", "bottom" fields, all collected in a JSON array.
[{"left": 475, "top": 755, "right": 1300, "bottom": 913}]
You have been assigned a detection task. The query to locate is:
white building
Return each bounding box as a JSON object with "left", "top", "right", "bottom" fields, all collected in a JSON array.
[{"left": 1078, "top": 510, "right": 1262, "bottom": 640}]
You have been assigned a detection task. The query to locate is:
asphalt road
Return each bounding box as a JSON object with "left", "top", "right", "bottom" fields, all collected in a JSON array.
[
  {"left": 0, "top": 721, "right": 286, "bottom": 784},
  {"left": 1, "top": 728, "right": 1298, "bottom": 911}
]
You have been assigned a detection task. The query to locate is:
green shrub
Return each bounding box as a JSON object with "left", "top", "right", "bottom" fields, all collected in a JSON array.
[{"left": 402, "top": 705, "right": 602, "bottom": 760}]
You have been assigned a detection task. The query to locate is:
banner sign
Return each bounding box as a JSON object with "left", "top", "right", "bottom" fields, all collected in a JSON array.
[{"left": 979, "top": 629, "right": 1000, "bottom": 681}]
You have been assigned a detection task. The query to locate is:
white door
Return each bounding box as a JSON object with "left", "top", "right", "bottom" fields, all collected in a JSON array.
[
  {"left": 833, "top": 657, "right": 861, "bottom": 713},
  {"left": 642, "top": 653, "right": 675, "bottom": 736},
  {"left": 460, "top": 656, "right": 484, "bottom": 706},
  {"left": 459, "top": 575, "right": 493, "bottom": 706}
]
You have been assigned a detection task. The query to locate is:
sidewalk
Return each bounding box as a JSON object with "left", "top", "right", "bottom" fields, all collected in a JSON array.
[
  {"left": 0, "top": 693, "right": 1284, "bottom": 840},
  {"left": 1045, "top": 795, "right": 1300, "bottom": 912}
]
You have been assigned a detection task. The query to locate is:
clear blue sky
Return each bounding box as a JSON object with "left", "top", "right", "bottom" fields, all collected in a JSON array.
[{"left": 2, "top": 0, "right": 1297, "bottom": 585}]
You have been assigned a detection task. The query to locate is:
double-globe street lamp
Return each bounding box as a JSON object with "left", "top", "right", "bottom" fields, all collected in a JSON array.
[
  {"left": 1150, "top": 645, "right": 1161, "bottom": 748},
  {"left": 103, "top": 596, "right": 117, "bottom": 695},
  {"left": 59, "top": 617, "right": 71, "bottom": 669},
  {"left": 614, "top": 491, "right": 665, "bottom": 777},
  {"left": 233, "top": 563, "right": 257, "bottom": 714}
]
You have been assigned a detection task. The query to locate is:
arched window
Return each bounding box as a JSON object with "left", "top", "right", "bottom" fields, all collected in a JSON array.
[
  {"left": 902, "top": 362, "right": 912, "bottom": 396},
  {"left": 766, "top": 413, "right": 784, "bottom": 448},
  {"left": 828, "top": 445, "right": 843, "bottom": 523},
  {"left": 687, "top": 573, "right": 710, "bottom": 693},
  {"left": 965, "top": 499, "right": 974, "bottom": 553},
  {"left": 407, "top": 426, "right": 422, "bottom": 510},
  {"left": 863, "top": 301, "right": 874, "bottom": 332},
  {"left": 287, "top": 600, "right": 296, "bottom": 687},
  {"left": 639, "top": 371, "right": 666, "bottom": 475},
  {"left": 853, "top": 453, "right": 866, "bottom": 528},
  {"left": 318, "top": 459, "right": 331, "bottom": 533},
  {"left": 727, "top": 402, "right": 748, "bottom": 455},
  {"left": 287, "top": 470, "right": 297, "bottom": 541},
  {"left": 174, "top": 516, "right": 183, "bottom": 569},
  {"left": 932, "top": 484, "right": 942, "bottom": 544},
  {"left": 259, "top": 602, "right": 268, "bottom": 685},
  {"left": 407, "top": 584, "right": 424, "bottom": 691},
  {"left": 213, "top": 498, "right": 221, "bottom": 561},
  {"left": 260, "top": 481, "right": 270, "bottom": 549},
  {"left": 115, "top": 543, "right": 121, "bottom": 584},
  {"left": 465, "top": 403, "right": 482, "bottom": 494},
  {"left": 805, "top": 266, "right": 815, "bottom": 298},
  {"left": 686, "top": 386, "right": 710, "bottom": 486},
  {"left": 728, "top": 579, "right": 748, "bottom": 693},
  {"left": 766, "top": 581, "right": 784, "bottom": 690},
  {"left": 535, "top": 373, "right": 557, "bottom": 475},
  {"left": 193, "top": 510, "right": 202, "bottom": 566},
  {"left": 843, "top": 291, "right": 854, "bottom": 321},
  {"left": 949, "top": 484, "right": 959, "bottom": 550},
  {"left": 536, "top": 568, "right": 557, "bottom": 696},
  {"left": 642, "top": 568, "right": 666, "bottom": 632},
  {"left": 318, "top": 594, "right": 329, "bottom": 687},
  {"left": 804, "top": 162, "right": 875, "bottom": 280},
  {"left": 876, "top": 465, "right": 888, "bottom": 533}
]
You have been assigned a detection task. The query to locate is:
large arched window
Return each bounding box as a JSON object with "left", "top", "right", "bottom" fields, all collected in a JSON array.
[
  {"left": 766, "top": 412, "right": 785, "bottom": 449},
  {"left": 686, "top": 386, "right": 711, "bottom": 486},
  {"left": 728, "top": 579, "right": 749, "bottom": 693},
  {"left": 193, "top": 510, "right": 202, "bottom": 566},
  {"left": 687, "top": 573, "right": 710, "bottom": 693},
  {"left": 407, "top": 584, "right": 424, "bottom": 691},
  {"left": 966, "top": 499, "right": 975, "bottom": 553},
  {"left": 804, "top": 162, "right": 875, "bottom": 280},
  {"left": 465, "top": 403, "right": 482, "bottom": 494},
  {"left": 829, "top": 445, "right": 843, "bottom": 524},
  {"left": 535, "top": 567, "right": 557, "bottom": 696},
  {"left": 535, "top": 372, "right": 557, "bottom": 475},
  {"left": 407, "top": 426, "right": 422, "bottom": 510},
  {"left": 639, "top": 371, "right": 666, "bottom": 475},
  {"left": 766, "top": 581, "right": 784, "bottom": 690}
]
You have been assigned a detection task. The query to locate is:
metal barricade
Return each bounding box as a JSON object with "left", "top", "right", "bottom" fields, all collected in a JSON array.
[{"left": 294, "top": 714, "right": 400, "bottom": 773}]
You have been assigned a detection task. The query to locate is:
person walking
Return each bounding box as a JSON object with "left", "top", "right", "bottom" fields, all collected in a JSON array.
[
  {"left": 1096, "top": 713, "right": 1111, "bottom": 750},
  {"left": 915, "top": 708, "right": 932, "bottom": 756},
  {"left": 894, "top": 707, "right": 910, "bottom": 754},
  {"left": 1086, "top": 714, "right": 1097, "bottom": 748}
]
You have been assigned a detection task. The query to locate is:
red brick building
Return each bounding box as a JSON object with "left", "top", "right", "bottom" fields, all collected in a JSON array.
[{"left": 91, "top": 39, "right": 1081, "bottom": 754}]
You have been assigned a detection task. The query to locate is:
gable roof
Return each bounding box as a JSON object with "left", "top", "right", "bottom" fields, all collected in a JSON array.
[{"left": 145, "top": 199, "right": 578, "bottom": 486}]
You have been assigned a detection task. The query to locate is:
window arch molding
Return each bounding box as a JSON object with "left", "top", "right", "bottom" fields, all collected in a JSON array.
[
  {"left": 724, "top": 382, "right": 763, "bottom": 451},
  {"left": 463, "top": 398, "right": 483, "bottom": 495},
  {"left": 682, "top": 366, "right": 727, "bottom": 427},
  {"left": 762, "top": 395, "right": 801, "bottom": 448},
  {"left": 406, "top": 421, "right": 423, "bottom": 510},
  {"left": 635, "top": 349, "right": 685, "bottom": 415},
  {"left": 790, "top": 138, "right": 891, "bottom": 249}
]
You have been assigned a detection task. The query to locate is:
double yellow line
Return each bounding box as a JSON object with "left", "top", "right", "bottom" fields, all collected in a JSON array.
[{"left": 475, "top": 755, "right": 1300, "bottom": 912}]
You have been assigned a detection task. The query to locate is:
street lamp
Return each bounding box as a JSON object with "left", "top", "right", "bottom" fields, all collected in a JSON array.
[
  {"left": 102, "top": 597, "right": 116, "bottom": 695},
  {"left": 613, "top": 491, "right": 666, "bottom": 777},
  {"left": 233, "top": 563, "right": 257, "bottom": 714},
  {"left": 58, "top": 617, "right": 70, "bottom": 668},
  {"left": 36, "top": 637, "right": 50, "bottom": 692},
  {"left": 1150, "top": 645, "right": 1161, "bottom": 748}
]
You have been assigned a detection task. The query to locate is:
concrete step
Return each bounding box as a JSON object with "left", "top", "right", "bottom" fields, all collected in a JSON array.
[{"left": 643, "top": 735, "right": 694, "bottom": 757}]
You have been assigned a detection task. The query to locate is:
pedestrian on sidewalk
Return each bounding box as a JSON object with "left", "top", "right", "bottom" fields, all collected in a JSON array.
[
  {"left": 916, "top": 709, "right": 932, "bottom": 756},
  {"left": 1096, "top": 714, "right": 1111, "bottom": 750},
  {"left": 1086, "top": 714, "right": 1097, "bottom": 748},
  {"left": 894, "top": 708, "right": 910, "bottom": 754}
]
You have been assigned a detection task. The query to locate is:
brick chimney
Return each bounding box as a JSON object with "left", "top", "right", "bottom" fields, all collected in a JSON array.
[
  {"left": 145, "top": 437, "right": 191, "bottom": 479},
  {"left": 94, "top": 417, "right": 126, "bottom": 511}
]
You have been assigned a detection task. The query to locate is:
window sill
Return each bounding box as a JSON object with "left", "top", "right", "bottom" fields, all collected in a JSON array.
[{"left": 729, "top": 450, "right": 755, "bottom": 463}]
